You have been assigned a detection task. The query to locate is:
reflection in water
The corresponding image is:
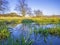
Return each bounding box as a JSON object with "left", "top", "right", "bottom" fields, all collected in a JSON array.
[{"left": 8, "top": 23, "right": 60, "bottom": 45}]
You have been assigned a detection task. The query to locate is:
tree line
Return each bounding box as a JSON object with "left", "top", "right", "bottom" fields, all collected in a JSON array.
[{"left": 0, "top": 0, "right": 43, "bottom": 17}]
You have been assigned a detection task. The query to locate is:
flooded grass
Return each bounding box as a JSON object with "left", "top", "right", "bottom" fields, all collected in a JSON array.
[{"left": 0, "top": 19, "right": 60, "bottom": 45}]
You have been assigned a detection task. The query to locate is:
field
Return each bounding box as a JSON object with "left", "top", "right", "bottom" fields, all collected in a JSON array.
[{"left": 0, "top": 16, "right": 60, "bottom": 24}]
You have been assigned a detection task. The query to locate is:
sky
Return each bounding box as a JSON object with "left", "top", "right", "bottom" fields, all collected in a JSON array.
[{"left": 8, "top": 0, "right": 60, "bottom": 15}]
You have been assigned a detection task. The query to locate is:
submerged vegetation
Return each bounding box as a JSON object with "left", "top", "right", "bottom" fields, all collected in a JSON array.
[{"left": 0, "top": 18, "right": 60, "bottom": 45}]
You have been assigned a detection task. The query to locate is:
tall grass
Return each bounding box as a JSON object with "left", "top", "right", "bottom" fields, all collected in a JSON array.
[
  {"left": 0, "top": 16, "right": 60, "bottom": 24},
  {"left": 0, "top": 20, "right": 33, "bottom": 45}
]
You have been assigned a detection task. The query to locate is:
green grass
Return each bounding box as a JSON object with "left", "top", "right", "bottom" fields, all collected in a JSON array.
[{"left": 21, "top": 19, "right": 34, "bottom": 24}]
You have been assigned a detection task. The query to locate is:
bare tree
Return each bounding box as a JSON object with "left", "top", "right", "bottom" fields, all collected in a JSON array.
[
  {"left": 16, "top": 0, "right": 29, "bottom": 16},
  {"left": 27, "top": 7, "right": 33, "bottom": 16},
  {"left": 0, "top": 0, "right": 9, "bottom": 14},
  {"left": 34, "top": 10, "right": 43, "bottom": 17}
]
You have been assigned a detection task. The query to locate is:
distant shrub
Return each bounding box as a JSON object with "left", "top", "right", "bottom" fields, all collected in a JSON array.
[{"left": 21, "top": 19, "right": 34, "bottom": 24}]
